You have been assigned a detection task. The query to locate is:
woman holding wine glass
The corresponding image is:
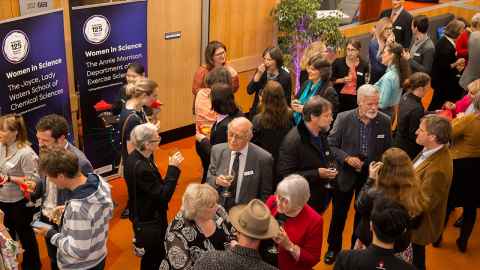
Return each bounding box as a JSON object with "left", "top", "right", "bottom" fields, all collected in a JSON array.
[{"left": 266, "top": 174, "right": 324, "bottom": 270}]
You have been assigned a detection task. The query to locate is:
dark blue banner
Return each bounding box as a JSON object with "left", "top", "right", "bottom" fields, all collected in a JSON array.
[
  {"left": 70, "top": 1, "right": 147, "bottom": 175},
  {"left": 0, "top": 10, "right": 72, "bottom": 150}
]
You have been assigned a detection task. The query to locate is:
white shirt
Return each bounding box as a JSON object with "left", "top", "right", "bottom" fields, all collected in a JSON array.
[
  {"left": 413, "top": 145, "right": 444, "bottom": 169},
  {"left": 228, "top": 144, "right": 248, "bottom": 203}
]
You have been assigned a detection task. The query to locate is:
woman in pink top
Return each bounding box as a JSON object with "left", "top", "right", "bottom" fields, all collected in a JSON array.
[
  {"left": 194, "top": 67, "right": 233, "bottom": 182},
  {"left": 443, "top": 79, "right": 480, "bottom": 118}
]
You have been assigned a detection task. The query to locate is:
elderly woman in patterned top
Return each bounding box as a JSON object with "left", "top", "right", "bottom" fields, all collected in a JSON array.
[{"left": 160, "top": 183, "right": 233, "bottom": 270}]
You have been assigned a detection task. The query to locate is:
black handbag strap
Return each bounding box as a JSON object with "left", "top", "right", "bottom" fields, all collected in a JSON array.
[{"left": 132, "top": 159, "right": 142, "bottom": 223}]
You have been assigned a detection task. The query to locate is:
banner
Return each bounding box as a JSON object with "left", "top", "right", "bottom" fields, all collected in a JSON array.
[
  {"left": 0, "top": 10, "right": 72, "bottom": 150},
  {"left": 70, "top": 1, "right": 147, "bottom": 175}
]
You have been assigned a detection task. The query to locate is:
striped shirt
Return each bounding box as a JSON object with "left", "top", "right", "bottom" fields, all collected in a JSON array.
[{"left": 48, "top": 174, "right": 113, "bottom": 270}]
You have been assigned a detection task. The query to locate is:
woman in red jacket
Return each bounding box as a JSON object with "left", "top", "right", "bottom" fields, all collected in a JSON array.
[{"left": 266, "top": 174, "right": 323, "bottom": 270}]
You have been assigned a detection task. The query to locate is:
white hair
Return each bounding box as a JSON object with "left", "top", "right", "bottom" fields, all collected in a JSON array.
[
  {"left": 357, "top": 84, "right": 380, "bottom": 103},
  {"left": 472, "top": 13, "right": 480, "bottom": 28},
  {"left": 227, "top": 116, "right": 253, "bottom": 138},
  {"left": 181, "top": 184, "right": 218, "bottom": 220},
  {"left": 276, "top": 174, "right": 310, "bottom": 211},
  {"left": 130, "top": 123, "right": 157, "bottom": 151}
]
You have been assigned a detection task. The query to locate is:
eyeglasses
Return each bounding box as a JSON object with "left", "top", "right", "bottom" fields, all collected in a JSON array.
[
  {"left": 228, "top": 132, "right": 249, "bottom": 141},
  {"left": 149, "top": 139, "right": 161, "bottom": 144},
  {"left": 385, "top": 27, "right": 393, "bottom": 32},
  {"left": 213, "top": 51, "right": 226, "bottom": 57}
]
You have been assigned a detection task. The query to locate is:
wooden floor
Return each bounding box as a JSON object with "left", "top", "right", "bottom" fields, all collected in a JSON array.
[{"left": 34, "top": 136, "right": 480, "bottom": 269}]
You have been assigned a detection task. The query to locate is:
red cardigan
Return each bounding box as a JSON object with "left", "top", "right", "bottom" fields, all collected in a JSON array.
[
  {"left": 266, "top": 195, "right": 323, "bottom": 270},
  {"left": 456, "top": 30, "right": 470, "bottom": 61}
]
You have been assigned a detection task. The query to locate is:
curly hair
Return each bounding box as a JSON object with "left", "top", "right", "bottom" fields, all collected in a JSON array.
[
  {"left": 257, "top": 81, "right": 291, "bottom": 129},
  {"left": 375, "top": 147, "right": 429, "bottom": 217}
]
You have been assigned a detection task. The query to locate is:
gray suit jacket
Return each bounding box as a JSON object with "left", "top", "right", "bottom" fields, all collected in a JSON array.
[
  {"left": 207, "top": 142, "right": 273, "bottom": 204},
  {"left": 460, "top": 31, "right": 480, "bottom": 90},
  {"left": 328, "top": 109, "right": 392, "bottom": 192},
  {"left": 409, "top": 36, "right": 435, "bottom": 74}
]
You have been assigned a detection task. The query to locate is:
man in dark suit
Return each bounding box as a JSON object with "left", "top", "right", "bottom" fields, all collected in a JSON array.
[
  {"left": 277, "top": 96, "right": 337, "bottom": 214},
  {"left": 429, "top": 19, "right": 466, "bottom": 110},
  {"left": 404, "top": 15, "right": 435, "bottom": 74},
  {"left": 324, "top": 84, "right": 392, "bottom": 264},
  {"left": 334, "top": 197, "right": 416, "bottom": 270},
  {"left": 380, "top": 0, "right": 413, "bottom": 49},
  {"left": 207, "top": 117, "right": 274, "bottom": 210},
  {"left": 411, "top": 115, "right": 453, "bottom": 270}
]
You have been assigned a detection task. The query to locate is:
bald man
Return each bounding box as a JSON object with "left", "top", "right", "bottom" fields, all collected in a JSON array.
[{"left": 207, "top": 117, "right": 274, "bottom": 210}]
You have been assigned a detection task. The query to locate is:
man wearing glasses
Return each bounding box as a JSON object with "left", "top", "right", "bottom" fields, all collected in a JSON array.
[{"left": 207, "top": 117, "right": 274, "bottom": 210}]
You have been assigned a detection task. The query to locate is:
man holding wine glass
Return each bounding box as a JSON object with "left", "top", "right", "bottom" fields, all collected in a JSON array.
[
  {"left": 324, "top": 84, "right": 392, "bottom": 265},
  {"left": 207, "top": 117, "right": 274, "bottom": 210},
  {"left": 277, "top": 95, "right": 337, "bottom": 215}
]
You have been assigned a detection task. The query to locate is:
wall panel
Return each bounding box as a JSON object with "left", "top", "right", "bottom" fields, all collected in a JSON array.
[{"left": 148, "top": 0, "right": 202, "bottom": 132}]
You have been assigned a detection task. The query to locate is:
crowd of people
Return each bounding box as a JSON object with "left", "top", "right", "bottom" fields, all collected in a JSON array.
[{"left": 0, "top": 1, "right": 479, "bottom": 269}]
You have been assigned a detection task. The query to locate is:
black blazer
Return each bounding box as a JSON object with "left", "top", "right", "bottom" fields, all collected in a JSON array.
[
  {"left": 124, "top": 150, "right": 180, "bottom": 223},
  {"left": 331, "top": 57, "right": 369, "bottom": 93},
  {"left": 297, "top": 80, "right": 339, "bottom": 115},
  {"left": 393, "top": 93, "right": 424, "bottom": 159},
  {"left": 247, "top": 68, "right": 292, "bottom": 116},
  {"left": 334, "top": 245, "right": 417, "bottom": 270},
  {"left": 328, "top": 109, "right": 392, "bottom": 192},
  {"left": 277, "top": 120, "right": 335, "bottom": 213},
  {"left": 380, "top": 8, "right": 413, "bottom": 49},
  {"left": 430, "top": 36, "right": 464, "bottom": 110}
]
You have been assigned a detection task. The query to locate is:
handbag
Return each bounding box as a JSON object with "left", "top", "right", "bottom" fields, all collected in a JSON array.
[{"left": 131, "top": 160, "right": 165, "bottom": 251}]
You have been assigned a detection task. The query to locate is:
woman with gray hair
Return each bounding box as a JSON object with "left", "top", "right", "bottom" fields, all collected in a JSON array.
[
  {"left": 265, "top": 174, "right": 323, "bottom": 270},
  {"left": 160, "top": 184, "right": 233, "bottom": 269},
  {"left": 124, "top": 123, "right": 184, "bottom": 270},
  {"left": 442, "top": 93, "right": 480, "bottom": 252}
]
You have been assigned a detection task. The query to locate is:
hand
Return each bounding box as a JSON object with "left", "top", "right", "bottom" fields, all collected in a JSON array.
[
  {"left": 168, "top": 151, "right": 184, "bottom": 167},
  {"left": 318, "top": 168, "right": 338, "bottom": 179},
  {"left": 229, "top": 240, "right": 239, "bottom": 249},
  {"left": 273, "top": 227, "right": 292, "bottom": 249},
  {"left": 215, "top": 175, "right": 232, "bottom": 188},
  {"left": 456, "top": 112, "right": 465, "bottom": 118},
  {"left": 386, "top": 34, "right": 395, "bottom": 45},
  {"left": 344, "top": 75, "right": 352, "bottom": 83},
  {"left": 402, "top": 50, "right": 411, "bottom": 61},
  {"left": 257, "top": 63, "right": 266, "bottom": 74},
  {"left": 291, "top": 100, "right": 303, "bottom": 113},
  {"left": 33, "top": 226, "right": 50, "bottom": 236},
  {"left": 24, "top": 180, "right": 36, "bottom": 193},
  {"left": 51, "top": 206, "right": 65, "bottom": 225},
  {"left": 443, "top": 101, "right": 455, "bottom": 110},
  {"left": 345, "top": 156, "right": 363, "bottom": 170},
  {"left": 368, "top": 161, "right": 383, "bottom": 180},
  {"left": 195, "top": 132, "right": 207, "bottom": 142}
]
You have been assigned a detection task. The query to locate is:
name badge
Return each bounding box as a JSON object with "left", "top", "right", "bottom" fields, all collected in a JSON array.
[
  {"left": 377, "top": 134, "right": 385, "bottom": 139},
  {"left": 456, "top": 74, "right": 461, "bottom": 78},
  {"left": 357, "top": 72, "right": 364, "bottom": 76},
  {"left": 395, "top": 26, "right": 402, "bottom": 30},
  {"left": 244, "top": 170, "right": 254, "bottom": 176},
  {"left": 414, "top": 53, "right": 421, "bottom": 57}
]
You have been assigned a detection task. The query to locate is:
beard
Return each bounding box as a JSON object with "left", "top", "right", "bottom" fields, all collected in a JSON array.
[{"left": 365, "top": 110, "right": 378, "bottom": 119}]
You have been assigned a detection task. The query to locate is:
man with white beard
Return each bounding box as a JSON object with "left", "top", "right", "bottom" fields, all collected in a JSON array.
[{"left": 323, "top": 84, "right": 392, "bottom": 264}]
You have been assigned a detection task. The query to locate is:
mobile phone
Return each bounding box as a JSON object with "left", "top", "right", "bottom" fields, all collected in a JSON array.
[{"left": 31, "top": 220, "right": 53, "bottom": 230}]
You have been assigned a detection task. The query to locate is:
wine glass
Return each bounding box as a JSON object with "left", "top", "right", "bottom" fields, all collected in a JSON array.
[
  {"left": 324, "top": 160, "right": 337, "bottom": 189},
  {"left": 221, "top": 171, "right": 235, "bottom": 198}
]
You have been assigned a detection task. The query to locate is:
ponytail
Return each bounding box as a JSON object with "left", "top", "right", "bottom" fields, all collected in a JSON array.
[{"left": 404, "top": 72, "right": 431, "bottom": 92}]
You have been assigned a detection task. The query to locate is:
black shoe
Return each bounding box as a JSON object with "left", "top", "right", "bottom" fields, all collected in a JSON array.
[
  {"left": 432, "top": 235, "right": 442, "bottom": 248},
  {"left": 454, "top": 216, "right": 464, "bottom": 228},
  {"left": 324, "top": 250, "right": 337, "bottom": 265},
  {"left": 456, "top": 238, "right": 467, "bottom": 253},
  {"left": 120, "top": 208, "right": 130, "bottom": 219}
]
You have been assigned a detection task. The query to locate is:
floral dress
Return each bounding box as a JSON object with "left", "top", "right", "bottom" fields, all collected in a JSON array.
[
  {"left": 0, "top": 232, "right": 21, "bottom": 270},
  {"left": 159, "top": 206, "right": 233, "bottom": 270}
]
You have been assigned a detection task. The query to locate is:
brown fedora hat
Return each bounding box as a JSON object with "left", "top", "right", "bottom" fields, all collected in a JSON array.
[{"left": 229, "top": 199, "right": 280, "bottom": 240}]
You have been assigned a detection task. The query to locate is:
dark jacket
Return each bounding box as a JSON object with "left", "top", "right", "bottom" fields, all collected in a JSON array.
[
  {"left": 409, "top": 36, "right": 435, "bottom": 74},
  {"left": 328, "top": 109, "right": 392, "bottom": 192},
  {"left": 193, "top": 246, "right": 278, "bottom": 270},
  {"left": 393, "top": 93, "right": 425, "bottom": 159},
  {"left": 355, "top": 179, "right": 422, "bottom": 253},
  {"left": 277, "top": 120, "right": 335, "bottom": 213},
  {"left": 331, "top": 57, "right": 369, "bottom": 94},
  {"left": 334, "top": 245, "right": 417, "bottom": 270},
  {"left": 124, "top": 150, "right": 180, "bottom": 223},
  {"left": 368, "top": 39, "right": 387, "bottom": 84},
  {"left": 252, "top": 114, "right": 293, "bottom": 164},
  {"left": 247, "top": 68, "right": 292, "bottom": 116},
  {"left": 430, "top": 36, "right": 464, "bottom": 110},
  {"left": 297, "top": 80, "right": 339, "bottom": 116},
  {"left": 380, "top": 8, "right": 413, "bottom": 49}
]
